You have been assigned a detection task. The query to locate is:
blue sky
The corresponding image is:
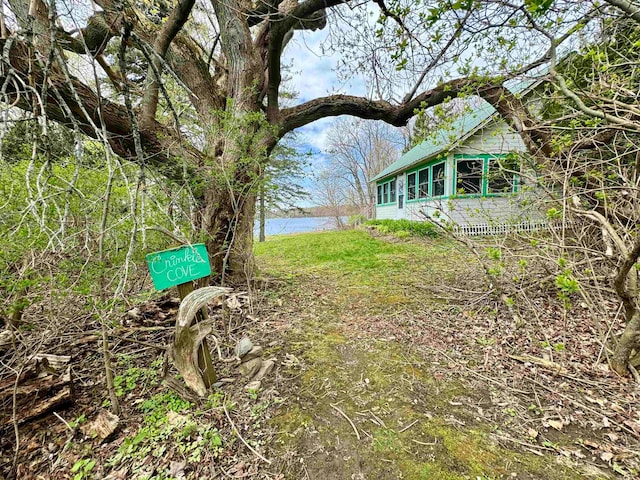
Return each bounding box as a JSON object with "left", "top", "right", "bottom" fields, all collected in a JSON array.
[{"left": 282, "top": 29, "right": 372, "bottom": 205}]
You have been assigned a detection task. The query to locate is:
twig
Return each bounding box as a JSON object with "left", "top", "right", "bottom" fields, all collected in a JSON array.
[
  {"left": 493, "top": 433, "right": 554, "bottom": 453},
  {"left": 112, "top": 335, "right": 168, "bottom": 351},
  {"left": 412, "top": 438, "right": 437, "bottom": 446},
  {"left": 525, "top": 377, "right": 639, "bottom": 438},
  {"left": 399, "top": 419, "right": 419, "bottom": 433},
  {"left": 53, "top": 412, "right": 73, "bottom": 432},
  {"left": 223, "top": 403, "right": 272, "bottom": 464},
  {"left": 330, "top": 403, "right": 361, "bottom": 440},
  {"left": 11, "top": 362, "right": 25, "bottom": 475}
]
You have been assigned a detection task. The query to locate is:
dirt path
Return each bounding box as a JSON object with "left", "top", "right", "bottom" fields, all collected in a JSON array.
[{"left": 256, "top": 230, "right": 615, "bottom": 480}]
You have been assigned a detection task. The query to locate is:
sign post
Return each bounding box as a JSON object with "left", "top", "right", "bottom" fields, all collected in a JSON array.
[{"left": 146, "top": 243, "right": 217, "bottom": 389}]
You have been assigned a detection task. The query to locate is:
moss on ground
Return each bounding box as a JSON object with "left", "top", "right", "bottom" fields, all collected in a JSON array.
[{"left": 256, "top": 230, "right": 603, "bottom": 480}]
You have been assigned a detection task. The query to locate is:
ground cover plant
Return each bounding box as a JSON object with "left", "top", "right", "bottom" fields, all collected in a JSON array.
[{"left": 364, "top": 219, "right": 440, "bottom": 238}]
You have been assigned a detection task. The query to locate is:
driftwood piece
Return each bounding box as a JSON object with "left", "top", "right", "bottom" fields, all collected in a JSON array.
[
  {"left": 81, "top": 410, "right": 120, "bottom": 442},
  {"left": 0, "top": 355, "right": 73, "bottom": 428},
  {"left": 0, "top": 329, "right": 13, "bottom": 352},
  {"left": 172, "top": 286, "right": 230, "bottom": 397}
]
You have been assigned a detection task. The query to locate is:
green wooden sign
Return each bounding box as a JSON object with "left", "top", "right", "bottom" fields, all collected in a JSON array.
[{"left": 146, "top": 244, "right": 211, "bottom": 291}]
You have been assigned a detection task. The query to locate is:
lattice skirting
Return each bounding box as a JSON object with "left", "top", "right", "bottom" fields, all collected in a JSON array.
[{"left": 451, "top": 220, "right": 557, "bottom": 236}]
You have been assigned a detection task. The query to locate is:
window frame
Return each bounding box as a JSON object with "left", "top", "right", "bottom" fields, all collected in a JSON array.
[
  {"left": 376, "top": 178, "right": 398, "bottom": 206},
  {"left": 454, "top": 158, "right": 483, "bottom": 196},
  {"left": 431, "top": 161, "right": 446, "bottom": 198},
  {"left": 452, "top": 154, "right": 518, "bottom": 197},
  {"left": 406, "top": 158, "right": 446, "bottom": 203},
  {"left": 407, "top": 172, "right": 417, "bottom": 201},
  {"left": 418, "top": 168, "right": 430, "bottom": 199}
]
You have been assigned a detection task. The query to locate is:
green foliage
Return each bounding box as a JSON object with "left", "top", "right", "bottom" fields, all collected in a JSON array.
[
  {"left": 259, "top": 133, "right": 311, "bottom": 215},
  {"left": 555, "top": 270, "right": 579, "bottom": 305},
  {"left": 71, "top": 458, "right": 95, "bottom": 480},
  {"left": 109, "top": 390, "right": 224, "bottom": 471},
  {"left": 348, "top": 214, "right": 367, "bottom": 226},
  {"left": 365, "top": 219, "right": 439, "bottom": 238},
  {"left": 524, "top": 0, "right": 553, "bottom": 16},
  {"left": 113, "top": 362, "right": 159, "bottom": 398}
]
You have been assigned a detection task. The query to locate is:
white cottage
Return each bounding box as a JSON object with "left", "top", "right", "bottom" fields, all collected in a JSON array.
[{"left": 371, "top": 84, "right": 543, "bottom": 234}]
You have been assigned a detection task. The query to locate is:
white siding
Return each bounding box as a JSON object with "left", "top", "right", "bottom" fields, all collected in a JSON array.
[
  {"left": 375, "top": 204, "right": 398, "bottom": 220},
  {"left": 402, "top": 193, "right": 542, "bottom": 225},
  {"left": 455, "top": 121, "right": 526, "bottom": 156}
]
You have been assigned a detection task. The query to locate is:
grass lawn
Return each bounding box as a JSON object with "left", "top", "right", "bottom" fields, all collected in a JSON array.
[{"left": 255, "top": 229, "right": 602, "bottom": 480}]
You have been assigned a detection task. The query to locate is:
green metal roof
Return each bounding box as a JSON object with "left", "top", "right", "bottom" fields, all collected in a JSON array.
[{"left": 371, "top": 77, "right": 540, "bottom": 183}]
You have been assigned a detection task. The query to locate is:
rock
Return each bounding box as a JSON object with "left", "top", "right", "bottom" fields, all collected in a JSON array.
[
  {"left": 236, "top": 337, "right": 253, "bottom": 358},
  {"left": 253, "top": 359, "right": 275, "bottom": 382},
  {"left": 245, "top": 380, "right": 261, "bottom": 392},
  {"left": 239, "top": 358, "right": 262, "bottom": 378},
  {"left": 241, "top": 345, "right": 263, "bottom": 362},
  {"left": 169, "top": 460, "right": 186, "bottom": 479},
  {"left": 82, "top": 411, "right": 119, "bottom": 442}
]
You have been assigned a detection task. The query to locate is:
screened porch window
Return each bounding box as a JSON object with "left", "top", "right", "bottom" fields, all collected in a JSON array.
[
  {"left": 383, "top": 182, "right": 389, "bottom": 204},
  {"left": 389, "top": 179, "right": 396, "bottom": 203},
  {"left": 456, "top": 159, "right": 482, "bottom": 194},
  {"left": 407, "top": 172, "right": 416, "bottom": 200},
  {"left": 432, "top": 162, "right": 445, "bottom": 197},
  {"left": 487, "top": 158, "right": 517, "bottom": 193},
  {"left": 418, "top": 168, "right": 429, "bottom": 198},
  {"left": 377, "top": 185, "right": 383, "bottom": 204}
]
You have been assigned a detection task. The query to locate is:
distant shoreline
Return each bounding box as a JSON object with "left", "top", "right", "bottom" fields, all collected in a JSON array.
[{"left": 264, "top": 205, "right": 362, "bottom": 219}]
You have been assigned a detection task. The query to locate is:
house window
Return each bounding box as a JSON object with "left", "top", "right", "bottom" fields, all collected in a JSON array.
[
  {"left": 456, "top": 159, "right": 482, "bottom": 194},
  {"left": 432, "top": 162, "right": 445, "bottom": 197},
  {"left": 407, "top": 172, "right": 416, "bottom": 200},
  {"left": 418, "top": 168, "right": 429, "bottom": 198},
  {"left": 376, "top": 178, "right": 396, "bottom": 205},
  {"left": 487, "top": 158, "right": 516, "bottom": 193}
]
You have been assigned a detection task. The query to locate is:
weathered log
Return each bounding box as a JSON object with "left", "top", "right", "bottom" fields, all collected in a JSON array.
[
  {"left": 172, "top": 286, "right": 231, "bottom": 397},
  {"left": 0, "top": 362, "right": 73, "bottom": 427}
]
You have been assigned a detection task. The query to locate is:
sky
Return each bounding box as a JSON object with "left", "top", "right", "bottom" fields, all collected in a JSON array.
[{"left": 281, "top": 29, "right": 374, "bottom": 204}]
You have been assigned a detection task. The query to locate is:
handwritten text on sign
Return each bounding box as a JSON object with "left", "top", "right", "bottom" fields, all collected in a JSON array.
[{"left": 145, "top": 244, "right": 211, "bottom": 290}]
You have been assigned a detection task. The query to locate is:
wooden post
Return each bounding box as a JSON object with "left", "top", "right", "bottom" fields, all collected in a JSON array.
[{"left": 176, "top": 281, "right": 217, "bottom": 388}]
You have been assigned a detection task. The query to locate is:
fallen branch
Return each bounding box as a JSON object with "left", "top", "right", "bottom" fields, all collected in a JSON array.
[
  {"left": 330, "top": 403, "right": 361, "bottom": 440},
  {"left": 223, "top": 403, "right": 272, "bottom": 464},
  {"left": 508, "top": 354, "right": 568, "bottom": 374}
]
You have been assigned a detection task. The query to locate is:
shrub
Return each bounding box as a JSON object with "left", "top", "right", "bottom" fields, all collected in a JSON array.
[
  {"left": 364, "top": 219, "right": 439, "bottom": 238},
  {"left": 348, "top": 214, "right": 367, "bottom": 227}
]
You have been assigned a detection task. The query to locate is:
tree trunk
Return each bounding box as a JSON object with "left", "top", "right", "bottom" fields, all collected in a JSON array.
[
  {"left": 201, "top": 183, "right": 257, "bottom": 286},
  {"left": 259, "top": 184, "right": 266, "bottom": 243},
  {"left": 611, "top": 309, "right": 640, "bottom": 375}
]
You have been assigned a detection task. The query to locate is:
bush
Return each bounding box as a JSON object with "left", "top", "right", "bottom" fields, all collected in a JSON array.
[
  {"left": 347, "top": 214, "right": 367, "bottom": 227},
  {"left": 364, "top": 219, "right": 439, "bottom": 238}
]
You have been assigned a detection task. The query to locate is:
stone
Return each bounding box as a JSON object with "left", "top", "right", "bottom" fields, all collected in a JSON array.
[
  {"left": 236, "top": 337, "right": 253, "bottom": 358},
  {"left": 239, "top": 358, "right": 262, "bottom": 378},
  {"left": 241, "top": 345, "right": 263, "bottom": 362},
  {"left": 253, "top": 359, "right": 275, "bottom": 382},
  {"left": 245, "top": 380, "right": 261, "bottom": 392}
]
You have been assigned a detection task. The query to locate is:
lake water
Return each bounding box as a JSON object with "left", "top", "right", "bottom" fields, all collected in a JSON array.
[{"left": 254, "top": 216, "right": 344, "bottom": 237}]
